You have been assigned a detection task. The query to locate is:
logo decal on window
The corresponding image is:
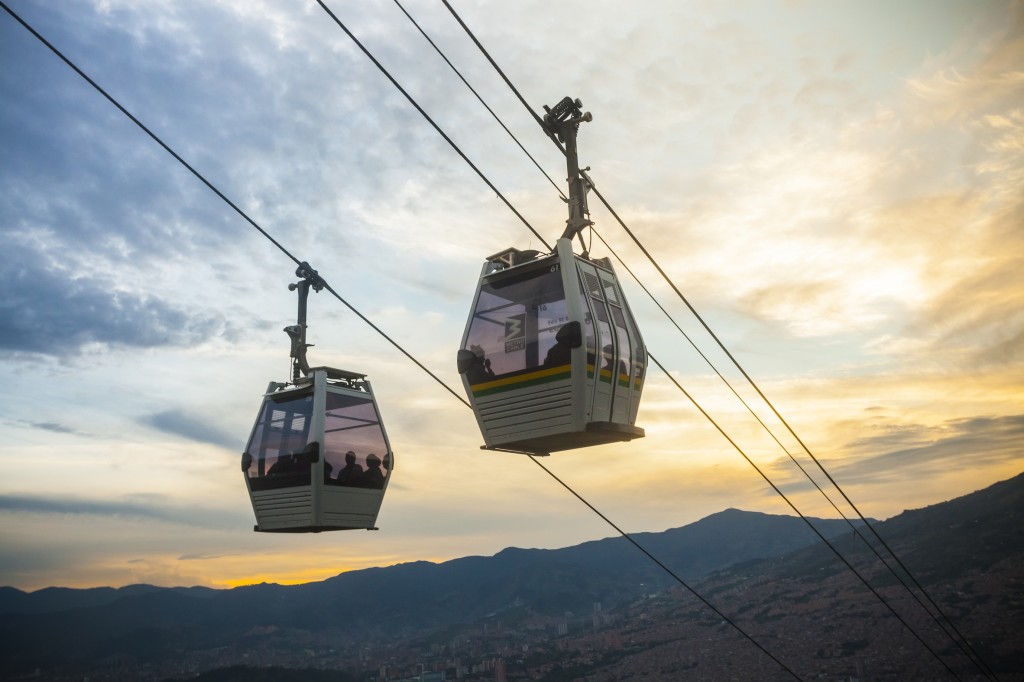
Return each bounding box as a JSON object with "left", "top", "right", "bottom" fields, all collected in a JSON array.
[{"left": 504, "top": 314, "right": 526, "bottom": 353}]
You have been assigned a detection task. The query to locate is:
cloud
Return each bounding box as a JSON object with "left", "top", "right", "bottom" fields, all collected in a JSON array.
[
  {"left": 1, "top": 0, "right": 1022, "bottom": 593},
  {"left": 141, "top": 408, "right": 238, "bottom": 451},
  {"left": 0, "top": 241, "right": 226, "bottom": 357},
  {"left": 0, "top": 493, "right": 247, "bottom": 529},
  {"left": 817, "top": 414, "right": 1024, "bottom": 487},
  {"left": 27, "top": 422, "right": 83, "bottom": 436},
  {"left": 177, "top": 552, "right": 234, "bottom": 561}
]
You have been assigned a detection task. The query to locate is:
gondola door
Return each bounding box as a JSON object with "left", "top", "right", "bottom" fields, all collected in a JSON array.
[{"left": 577, "top": 256, "right": 645, "bottom": 428}]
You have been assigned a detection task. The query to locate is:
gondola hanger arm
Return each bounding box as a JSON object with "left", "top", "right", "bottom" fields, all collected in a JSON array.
[
  {"left": 542, "top": 96, "right": 594, "bottom": 251},
  {"left": 285, "top": 261, "right": 326, "bottom": 382}
]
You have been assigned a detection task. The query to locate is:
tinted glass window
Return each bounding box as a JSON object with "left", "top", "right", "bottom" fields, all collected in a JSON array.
[
  {"left": 610, "top": 305, "right": 631, "bottom": 386},
  {"left": 593, "top": 303, "right": 615, "bottom": 383},
  {"left": 464, "top": 262, "right": 567, "bottom": 383},
  {"left": 245, "top": 391, "right": 313, "bottom": 490},
  {"left": 323, "top": 391, "right": 390, "bottom": 489}
]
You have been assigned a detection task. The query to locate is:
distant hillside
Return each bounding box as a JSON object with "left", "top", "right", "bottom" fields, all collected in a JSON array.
[
  {"left": 2, "top": 474, "right": 1022, "bottom": 681},
  {"left": 0, "top": 584, "right": 218, "bottom": 616},
  {"left": 0, "top": 508, "right": 859, "bottom": 678},
  {"left": 559, "top": 472, "right": 1024, "bottom": 681}
]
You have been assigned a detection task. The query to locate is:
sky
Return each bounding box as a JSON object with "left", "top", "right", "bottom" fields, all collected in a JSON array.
[{"left": 0, "top": 0, "right": 1021, "bottom": 592}]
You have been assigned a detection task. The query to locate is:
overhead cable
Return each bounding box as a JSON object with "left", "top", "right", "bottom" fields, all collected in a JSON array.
[
  {"left": 589, "top": 183, "right": 998, "bottom": 682},
  {"left": 313, "top": 0, "right": 551, "bottom": 251},
  {"left": 0, "top": 0, "right": 465, "bottom": 410},
  {"left": 647, "top": 354, "right": 961, "bottom": 681},
  {"left": 309, "top": 2, "right": 801, "bottom": 675},
  {"left": 434, "top": 3, "right": 988, "bottom": 679},
  {"left": 3, "top": 5, "right": 800, "bottom": 678},
  {"left": 527, "top": 454, "right": 801, "bottom": 680},
  {"left": 390, "top": 0, "right": 566, "bottom": 202},
  {"left": 587, "top": 228, "right": 996, "bottom": 679},
  {"left": 327, "top": 0, "right": 960, "bottom": 675}
]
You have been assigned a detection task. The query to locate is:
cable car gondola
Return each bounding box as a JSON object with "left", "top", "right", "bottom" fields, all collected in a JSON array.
[
  {"left": 241, "top": 264, "right": 393, "bottom": 532},
  {"left": 457, "top": 98, "right": 647, "bottom": 455}
]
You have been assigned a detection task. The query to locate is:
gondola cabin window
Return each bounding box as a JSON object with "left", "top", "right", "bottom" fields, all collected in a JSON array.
[
  {"left": 323, "top": 391, "right": 390, "bottom": 489},
  {"left": 244, "top": 391, "right": 314, "bottom": 490},
  {"left": 463, "top": 258, "right": 569, "bottom": 388}
]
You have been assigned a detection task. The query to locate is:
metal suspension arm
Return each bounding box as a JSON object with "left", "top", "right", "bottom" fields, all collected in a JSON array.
[
  {"left": 284, "top": 261, "right": 325, "bottom": 382},
  {"left": 542, "top": 96, "right": 593, "bottom": 245}
]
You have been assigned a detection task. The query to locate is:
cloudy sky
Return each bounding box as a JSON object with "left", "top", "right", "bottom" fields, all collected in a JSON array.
[{"left": 1, "top": 0, "right": 1021, "bottom": 592}]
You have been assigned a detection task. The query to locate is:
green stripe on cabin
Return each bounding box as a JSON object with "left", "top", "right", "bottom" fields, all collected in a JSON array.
[{"left": 470, "top": 364, "right": 571, "bottom": 397}]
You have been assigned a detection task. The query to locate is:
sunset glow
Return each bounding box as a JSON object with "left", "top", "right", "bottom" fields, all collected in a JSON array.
[{"left": 1, "top": 0, "right": 1021, "bottom": 592}]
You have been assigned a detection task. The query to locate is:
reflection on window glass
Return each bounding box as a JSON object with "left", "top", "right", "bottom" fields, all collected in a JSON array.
[
  {"left": 323, "top": 392, "right": 390, "bottom": 490},
  {"left": 576, "top": 275, "right": 596, "bottom": 376},
  {"left": 245, "top": 392, "right": 313, "bottom": 490},
  {"left": 464, "top": 262, "right": 567, "bottom": 383},
  {"left": 593, "top": 304, "right": 615, "bottom": 383},
  {"left": 611, "top": 305, "right": 631, "bottom": 386}
]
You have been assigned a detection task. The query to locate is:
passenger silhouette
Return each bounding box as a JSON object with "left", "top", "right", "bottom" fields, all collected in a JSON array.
[
  {"left": 544, "top": 337, "right": 572, "bottom": 367},
  {"left": 545, "top": 322, "right": 581, "bottom": 368},
  {"left": 335, "top": 451, "right": 364, "bottom": 487},
  {"left": 266, "top": 454, "right": 294, "bottom": 476},
  {"left": 465, "top": 344, "right": 496, "bottom": 385},
  {"left": 361, "top": 453, "right": 385, "bottom": 489}
]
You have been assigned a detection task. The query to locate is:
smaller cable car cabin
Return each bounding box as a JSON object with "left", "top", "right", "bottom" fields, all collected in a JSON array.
[
  {"left": 458, "top": 239, "right": 646, "bottom": 454},
  {"left": 241, "top": 264, "right": 393, "bottom": 532},
  {"left": 457, "top": 97, "right": 647, "bottom": 455}
]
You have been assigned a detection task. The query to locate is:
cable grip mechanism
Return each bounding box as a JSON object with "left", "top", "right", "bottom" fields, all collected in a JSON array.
[
  {"left": 542, "top": 96, "right": 594, "bottom": 246},
  {"left": 284, "top": 261, "right": 326, "bottom": 382}
]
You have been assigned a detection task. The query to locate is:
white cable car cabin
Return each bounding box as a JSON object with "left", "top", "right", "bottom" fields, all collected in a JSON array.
[
  {"left": 458, "top": 238, "right": 646, "bottom": 454},
  {"left": 241, "top": 265, "right": 393, "bottom": 532},
  {"left": 457, "top": 96, "right": 647, "bottom": 455}
]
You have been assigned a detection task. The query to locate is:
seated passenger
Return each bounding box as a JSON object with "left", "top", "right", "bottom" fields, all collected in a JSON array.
[
  {"left": 465, "top": 344, "right": 496, "bottom": 385},
  {"left": 335, "top": 451, "right": 364, "bottom": 487},
  {"left": 361, "top": 453, "right": 385, "bottom": 489},
  {"left": 543, "top": 338, "right": 572, "bottom": 367},
  {"left": 266, "top": 454, "right": 294, "bottom": 477}
]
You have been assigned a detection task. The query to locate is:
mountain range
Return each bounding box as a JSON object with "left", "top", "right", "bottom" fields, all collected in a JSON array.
[{"left": 2, "top": 472, "right": 1021, "bottom": 681}]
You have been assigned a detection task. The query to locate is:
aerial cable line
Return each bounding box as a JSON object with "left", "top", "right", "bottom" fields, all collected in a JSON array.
[
  {"left": 428, "top": 0, "right": 839, "bottom": 513},
  {"left": 435, "top": 4, "right": 994, "bottom": 678},
  {"left": 308, "top": 3, "right": 806, "bottom": 676},
  {"left": 390, "top": 0, "right": 567, "bottom": 202},
  {"left": 0, "top": 3, "right": 296, "bottom": 269},
  {"left": 588, "top": 153, "right": 998, "bottom": 682},
  {"left": 325, "top": 0, "right": 972, "bottom": 673},
  {"left": 423, "top": 0, "right": 849, "bottom": 527},
  {"left": 591, "top": 178, "right": 995, "bottom": 681},
  {"left": 317, "top": 3, "right": 960, "bottom": 677},
  {"left": 527, "top": 455, "right": 802, "bottom": 681},
  {"left": 647, "top": 352, "right": 963, "bottom": 681},
  {"left": 393, "top": 0, "right": 841, "bottom": 568},
  {"left": 589, "top": 228, "right": 997, "bottom": 680},
  {"left": 0, "top": 0, "right": 464, "bottom": 410},
  {"left": 389, "top": 5, "right": 859, "bottom": 560},
  {"left": 439, "top": 0, "right": 556, "bottom": 148},
  {"left": 313, "top": 0, "right": 551, "bottom": 251},
  {"left": 3, "top": 6, "right": 801, "bottom": 678}
]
